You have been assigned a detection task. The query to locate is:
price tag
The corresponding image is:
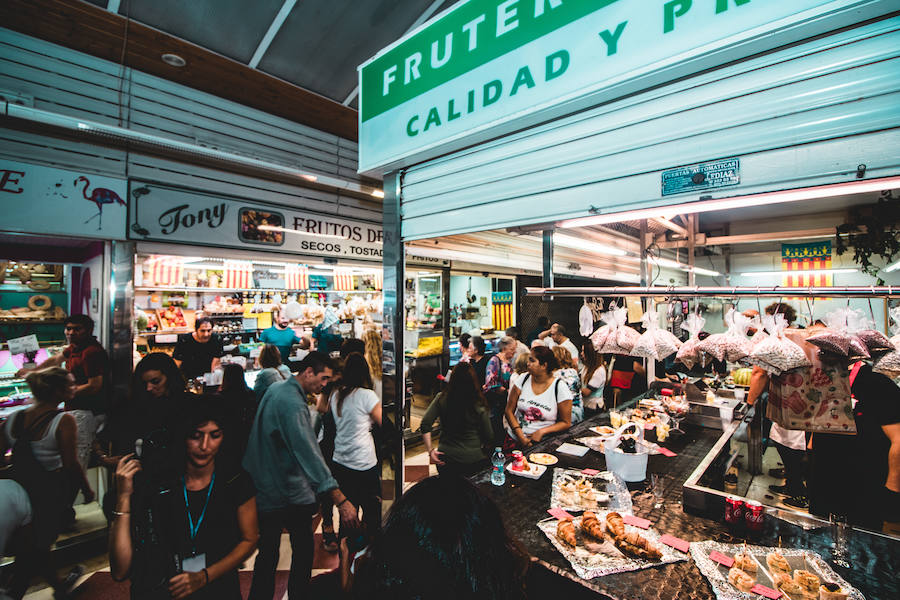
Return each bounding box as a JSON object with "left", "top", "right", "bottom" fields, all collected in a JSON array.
[
  {"left": 581, "top": 468, "right": 600, "bottom": 476},
  {"left": 547, "top": 508, "right": 574, "bottom": 520},
  {"left": 708, "top": 551, "right": 734, "bottom": 567},
  {"left": 7, "top": 335, "right": 40, "bottom": 355},
  {"left": 750, "top": 584, "right": 782, "bottom": 599},
  {"left": 658, "top": 447, "right": 678, "bottom": 457},
  {"left": 622, "top": 515, "right": 651, "bottom": 529},
  {"left": 658, "top": 534, "right": 690, "bottom": 553}
]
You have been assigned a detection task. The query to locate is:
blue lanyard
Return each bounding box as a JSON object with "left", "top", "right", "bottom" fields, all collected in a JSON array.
[{"left": 183, "top": 472, "right": 215, "bottom": 544}]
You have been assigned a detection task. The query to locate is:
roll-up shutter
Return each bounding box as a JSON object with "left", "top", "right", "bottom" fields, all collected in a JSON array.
[{"left": 400, "top": 17, "right": 900, "bottom": 241}]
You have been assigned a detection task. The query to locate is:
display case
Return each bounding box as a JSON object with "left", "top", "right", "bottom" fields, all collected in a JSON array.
[
  {"left": 133, "top": 254, "right": 383, "bottom": 357},
  {"left": 404, "top": 270, "right": 443, "bottom": 331}
]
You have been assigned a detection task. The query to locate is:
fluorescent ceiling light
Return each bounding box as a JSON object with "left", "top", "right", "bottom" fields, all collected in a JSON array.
[
  {"left": 553, "top": 233, "right": 627, "bottom": 256},
  {"left": 648, "top": 257, "right": 721, "bottom": 276},
  {"left": 408, "top": 245, "right": 639, "bottom": 282},
  {"left": 884, "top": 259, "right": 900, "bottom": 273},
  {"left": 559, "top": 176, "right": 900, "bottom": 229},
  {"left": 258, "top": 225, "right": 343, "bottom": 239},
  {"left": 309, "top": 265, "right": 335, "bottom": 271},
  {"left": 371, "top": 189, "right": 385, "bottom": 199},
  {"left": 740, "top": 268, "right": 858, "bottom": 277}
]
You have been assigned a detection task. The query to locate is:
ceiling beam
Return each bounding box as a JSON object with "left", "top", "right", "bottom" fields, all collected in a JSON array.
[
  {"left": 1, "top": 0, "right": 359, "bottom": 140},
  {"left": 650, "top": 216, "right": 688, "bottom": 237},
  {"left": 342, "top": 0, "right": 446, "bottom": 106},
  {"left": 656, "top": 228, "right": 842, "bottom": 248},
  {"left": 248, "top": 0, "right": 297, "bottom": 69}
]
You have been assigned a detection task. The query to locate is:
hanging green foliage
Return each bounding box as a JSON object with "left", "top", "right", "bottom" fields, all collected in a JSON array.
[{"left": 835, "top": 190, "right": 900, "bottom": 281}]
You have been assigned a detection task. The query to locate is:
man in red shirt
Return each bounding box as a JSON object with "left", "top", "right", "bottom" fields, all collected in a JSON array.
[{"left": 17, "top": 314, "right": 108, "bottom": 469}]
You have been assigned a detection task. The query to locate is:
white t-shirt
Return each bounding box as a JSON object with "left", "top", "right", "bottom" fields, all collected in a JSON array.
[
  {"left": 509, "top": 371, "right": 529, "bottom": 391},
  {"left": 770, "top": 423, "right": 806, "bottom": 451},
  {"left": 545, "top": 337, "right": 579, "bottom": 366},
  {"left": 330, "top": 388, "right": 380, "bottom": 470},
  {"left": 582, "top": 366, "right": 607, "bottom": 410},
  {"left": 508, "top": 375, "right": 573, "bottom": 436}
]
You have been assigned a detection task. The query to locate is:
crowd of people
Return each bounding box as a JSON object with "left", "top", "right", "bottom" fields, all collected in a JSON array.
[{"left": 2, "top": 306, "right": 896, "bottom": 598}]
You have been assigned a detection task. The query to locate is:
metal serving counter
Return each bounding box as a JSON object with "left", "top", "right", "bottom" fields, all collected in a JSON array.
[{"left": 470, "top": 408, "right": 900, "bottom": 600}]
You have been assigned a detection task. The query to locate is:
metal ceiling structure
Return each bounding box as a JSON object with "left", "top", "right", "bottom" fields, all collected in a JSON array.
[{"left": 80, "top": 0, "right": 456, "bottom": 110}]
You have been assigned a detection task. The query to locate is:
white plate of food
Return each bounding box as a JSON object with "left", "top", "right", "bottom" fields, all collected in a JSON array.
[{"left": 529, "top": 452, "right": 559, "bottom": 466}]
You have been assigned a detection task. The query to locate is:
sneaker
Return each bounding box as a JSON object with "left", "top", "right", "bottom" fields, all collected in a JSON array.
[
  {"left": 783, "top": 495, "right": 809, "bottom": 510},
  {"left": 768, "top": 484, "right": 790, "bottom": 497},
  {"left": 768, "top": 468, "right": 785, "bottom": 479},
  {"left": 54, "top": 564, "right": 84, "bottom": 599}
]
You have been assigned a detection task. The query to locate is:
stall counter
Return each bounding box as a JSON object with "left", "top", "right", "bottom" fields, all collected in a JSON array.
[{"left": 470, "top": 410, "right": 900, "bottom": 600}]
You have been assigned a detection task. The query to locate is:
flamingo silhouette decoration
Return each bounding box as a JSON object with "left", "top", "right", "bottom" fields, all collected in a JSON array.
[{"left": 75, "top": 176, "right": 126, "bottom": 230}]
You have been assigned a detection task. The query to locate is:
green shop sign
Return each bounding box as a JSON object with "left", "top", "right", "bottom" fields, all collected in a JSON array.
[{"left": 358, "top": 0, "right": 886, "bottom": 174}]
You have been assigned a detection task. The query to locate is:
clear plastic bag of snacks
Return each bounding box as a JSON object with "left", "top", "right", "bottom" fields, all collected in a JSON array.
[
  {"left": 592, "top": 306, "right": 640, "bottom": 354},
  {"left": 747, "top": 313, "right": 811, "bottom": 375},
  {"left": 722, "top": 310, "right": 755, "bottom": 363},
  {"left": 874, "top": 307, "right": 900, "bottom": 377},
  {"left": 632, "top": 312, "right": 682, "bottom": 360},
  {"left": 675, "top": 313, "right": 705, "bottom": 369}
]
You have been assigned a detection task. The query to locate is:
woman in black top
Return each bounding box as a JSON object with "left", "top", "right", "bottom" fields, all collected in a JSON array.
[
  {"left": 110, "top": 398, "right": 259, "bottom": 599},
  {"left": 217, "top": 364, "right": 257, "bottom": 458}
]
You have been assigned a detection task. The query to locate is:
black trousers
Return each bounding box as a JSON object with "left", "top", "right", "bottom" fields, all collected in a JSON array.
[
  {"left": 774, "top": 442, "right": 807, "bottom": 497},
  {"left": 437, "top": 458, "right": 490, "bottom": 479},
  {"left": 331, "top": 462, "right": 382, "bottom": 540},
  {"left": 248, "top": 503, "right": 317, "bottom": 600}
]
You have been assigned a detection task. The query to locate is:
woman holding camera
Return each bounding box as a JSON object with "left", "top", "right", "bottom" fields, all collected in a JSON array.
[{"left": 110, "top": 398, "right": 259, "bottom": 599}]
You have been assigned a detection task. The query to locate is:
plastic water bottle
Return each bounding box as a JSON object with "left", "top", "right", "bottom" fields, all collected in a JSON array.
[{"left": 491, "top": 447, "right": 506, "bottom": 486}]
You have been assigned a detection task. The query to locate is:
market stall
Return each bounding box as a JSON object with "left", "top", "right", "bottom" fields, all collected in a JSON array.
[{"left": 359, "top": 0, "right": 900, "bottom": 590}]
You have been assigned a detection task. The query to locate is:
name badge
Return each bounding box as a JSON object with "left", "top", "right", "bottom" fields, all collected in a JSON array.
[{"left": 182, "top": 553, "right": 207, "bottom": 572}]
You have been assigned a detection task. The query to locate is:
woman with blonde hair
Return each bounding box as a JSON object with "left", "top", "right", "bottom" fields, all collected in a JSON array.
[
  {"left": 363, "top": 329, "right": 383, "bottom": 399},
  {"left": 253, "top": 343, "right": 292, "bottom": 402},
  {"left": 552, "top": 345, "right": 584, "bottom": 424},
  {"left": 1, "top": 367, "right": 94, "bottom": 599}
]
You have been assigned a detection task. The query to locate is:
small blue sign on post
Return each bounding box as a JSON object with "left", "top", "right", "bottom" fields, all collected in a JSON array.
[{"left": 661, "top": 158, "right": 740, "bottom": 196}]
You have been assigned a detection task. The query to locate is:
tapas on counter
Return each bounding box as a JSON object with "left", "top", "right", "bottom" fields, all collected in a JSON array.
[{"left": 537, "top": 510, "right": 688, "bottom": 579}]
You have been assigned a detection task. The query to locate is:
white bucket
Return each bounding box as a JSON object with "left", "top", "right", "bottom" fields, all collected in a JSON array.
[{"left": 603, "top": 422, "right": 649, "bottom": 482}]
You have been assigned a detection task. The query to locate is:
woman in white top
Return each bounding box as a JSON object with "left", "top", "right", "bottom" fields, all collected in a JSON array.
[
  {"left": 580, "top": 339, "right": 607, "bottom": 415},
  {"left": 504, "top": 346, "right": 573, "bottom": 449},
  {"left": 328, "top": 353, "right": 382, "bottom": 541},
  {"left": 1, "top": 367, "right": 94, "bottom": 599},
  {"left": 508, "top": 351, "right": 531, "bottom": 392}
]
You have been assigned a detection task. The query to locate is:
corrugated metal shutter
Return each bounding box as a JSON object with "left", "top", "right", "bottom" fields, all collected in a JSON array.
[
  {"left": 0, "top": 28, "right": 380, "bottom": 223},
  {"left": 400, "top": 17, "right": 900, "bottom": 241}
]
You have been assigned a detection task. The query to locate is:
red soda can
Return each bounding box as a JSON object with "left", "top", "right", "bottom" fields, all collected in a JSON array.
[
  {"left": 744, "top": 500, "right": 765, "bottom": 533},
  {"left": 724, "top": 495, "right": 744, "bottom": 528}
]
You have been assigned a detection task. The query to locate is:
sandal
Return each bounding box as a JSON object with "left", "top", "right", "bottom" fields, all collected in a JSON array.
[{"left": 322, "top": 530, "right": 339, "bottom": 552}]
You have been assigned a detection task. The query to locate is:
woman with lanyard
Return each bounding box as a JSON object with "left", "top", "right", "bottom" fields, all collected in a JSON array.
[{"left": 110, "top": 398, "right": 259, "bottom": 599}]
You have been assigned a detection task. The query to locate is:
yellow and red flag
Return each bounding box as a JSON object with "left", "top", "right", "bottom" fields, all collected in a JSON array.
[{"left": 782, "top": 242, "right": 832, "bottom": 288}]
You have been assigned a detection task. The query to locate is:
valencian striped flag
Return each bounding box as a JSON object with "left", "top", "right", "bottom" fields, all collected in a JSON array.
[
  {"left": 492, "top": 291, "right": 514, "bottom": 331},
  {"left": 782, "top": 242, "right": 833, "bottom": 288}
]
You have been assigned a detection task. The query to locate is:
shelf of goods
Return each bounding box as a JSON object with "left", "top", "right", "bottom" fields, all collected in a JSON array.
[{"left": 134, "top": 287, "right": 375, "bottom": 293}]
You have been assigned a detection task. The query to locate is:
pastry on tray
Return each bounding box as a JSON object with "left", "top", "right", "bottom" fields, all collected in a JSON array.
[
  {"left": 819, "top": 582, "right": 850, "bottom": 600},
  {"left": 605, "top": 511, "right": 625, "bottom": 539},
  {"left": 556, "top": 519, "right": 576, "bottom": 547},
  {"left": 766, "top": 550, "right": 791, "bottom": 576},
  {"left": 733, "top": 551, "right": 757, "bottom": 573},
  {"left": 775, "top": 572, "right": 804, "bottom": 597},
  {"left": 794, "top": 570, "right": 821, "bottom": 597},
  {"left": 727, "top": 567, "right": 755, "bottom": 592},
  {"left": 614, "top": 530, "right": 663, "bottom": 561},
  {"left": 581, "top": 511, "right": 607, "bottom": 541}
]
